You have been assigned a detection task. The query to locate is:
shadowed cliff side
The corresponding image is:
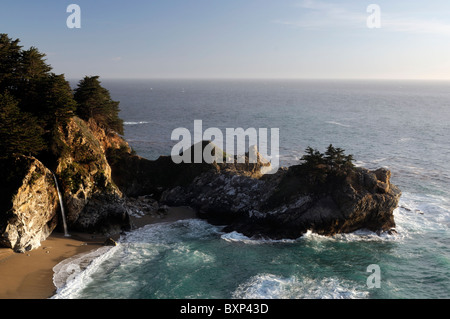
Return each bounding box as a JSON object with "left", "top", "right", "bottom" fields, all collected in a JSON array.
[
  {"left": 106, "top": 140, "right": 271, "bottom": 199},
  {"left": 161, "top": 146, "right": 402, "bottom": 239}
]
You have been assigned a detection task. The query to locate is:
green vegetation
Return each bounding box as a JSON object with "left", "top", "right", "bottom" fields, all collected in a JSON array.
[
  {"left": 60, "top": 164, "right": 84, "bottom": 194},
  {"left": 74, "top": 76, "right": 124, "bottom": 135},
  {"left": 300, "top": 144, "right": 354, "bottom": 184},
  {"left": 264, "top": 145, "right": 355, "bottom": 209},
  {"left": 0, "top": 33, "right": 124, "bottom": 162},
  {"left": 0, "top": 92, "right": 46, "bottom": 158}
]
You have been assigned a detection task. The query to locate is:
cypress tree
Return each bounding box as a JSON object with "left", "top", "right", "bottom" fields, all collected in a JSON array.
[
  {"left": 74, "top": 76, "right": 124, "bottom": 134},
  {"left": 0, "top": 92, "right": 46, "bottom": 158},
  {"left": 0, "top": 34, "right": 22, "bottom": 93}
]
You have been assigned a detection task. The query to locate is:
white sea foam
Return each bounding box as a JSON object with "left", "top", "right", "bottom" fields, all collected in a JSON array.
[
  {"left": 395, "top": 192, "right": 450, "bottom": 234},
  {"left": 325, "top": 121, "right": 351, "bottom": 128},
  {"left": 221, "top": 228, "right": 400, "bottom": 245},
  {"left": 123, "top": 219, "right": 222, "bottom": 245},
  {"left": 51, "top": 245, "right": 119, "bottom": 299},
  {"left": 52, "top": 246, "right": 112, "bottom": 290},
  {"left": 299, "top": 228, "right": 403, "bottom": 243},
  {"left": 232, "top": 274, "right": 369, "bottom": 299},
  {"left": 221, "top": 231, "right": 297, "bottom": 244}
]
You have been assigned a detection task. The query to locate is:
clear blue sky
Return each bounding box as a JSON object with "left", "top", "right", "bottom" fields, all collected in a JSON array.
[{"left": 2, "top": 0, "right": 450, "bottom": 80}]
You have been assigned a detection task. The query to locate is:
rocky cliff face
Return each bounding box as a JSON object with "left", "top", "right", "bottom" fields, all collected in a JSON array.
[
  {"left": 0, "top": 156, "right": 59, "bottom": 252},
  {"left": 54, "top": 117, "right": 130, "bottom": 234},
  {"left": 161, "top": 158, "right": 401, "bottom": 239},
  {"left": 107, "top": 140, "right": 271, "bottom": 199},
  {"left": 0, "top": 117, "right": 135, "bottom": 252}
]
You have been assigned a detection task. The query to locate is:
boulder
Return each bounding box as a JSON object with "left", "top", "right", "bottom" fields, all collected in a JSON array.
[
  {"left": 0, "top": 156, "right": 59, "bottom": 252},
  {"left": 161, "top": 161, "right": 401, "bottom": 239}
]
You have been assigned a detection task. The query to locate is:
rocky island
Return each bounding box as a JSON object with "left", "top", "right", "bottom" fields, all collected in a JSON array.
[{"left": 0, "top": 34, "right": 401, "bottom": 254}]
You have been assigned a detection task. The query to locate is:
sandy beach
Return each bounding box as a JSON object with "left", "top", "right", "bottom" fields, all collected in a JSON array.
[{"left": 0, "top": 206, "right": 197, "bottom": 299}]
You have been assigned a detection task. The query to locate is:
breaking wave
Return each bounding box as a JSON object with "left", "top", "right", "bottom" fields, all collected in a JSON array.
[{"left": 232, "top": 274, "right": 369, "bottom": 299}]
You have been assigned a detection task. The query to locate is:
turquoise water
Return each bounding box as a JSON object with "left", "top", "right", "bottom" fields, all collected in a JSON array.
[{"left": 55, "top": 80, "right": 450, "bottom": 299}]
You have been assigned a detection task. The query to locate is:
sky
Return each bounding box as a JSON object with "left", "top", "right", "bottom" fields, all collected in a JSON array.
[{"left": 2, "top": 0, "right": 450, "bottom": 80}]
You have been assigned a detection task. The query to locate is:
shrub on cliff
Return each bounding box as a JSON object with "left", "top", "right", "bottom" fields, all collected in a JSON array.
[
  {"left": 264, "top": 145, "right": 355, "bottom": 209},
  {"left": 74, "top": 76, "right": 124, "bottom": 135},
  {"left": 297, "top": 144, "right": 354, "bottom": 187}
]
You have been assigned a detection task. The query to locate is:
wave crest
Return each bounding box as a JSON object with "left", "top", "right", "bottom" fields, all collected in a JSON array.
[{"left": 232, "top": 274, "right": 369, "bottom": 299}]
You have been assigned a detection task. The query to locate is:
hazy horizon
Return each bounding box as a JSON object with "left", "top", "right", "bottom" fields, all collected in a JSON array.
[{"left": 3, "top": 0, "right": 450, "bottom": 81}]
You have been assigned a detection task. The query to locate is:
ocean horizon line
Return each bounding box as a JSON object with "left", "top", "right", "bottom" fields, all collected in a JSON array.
[{"left": 66, "top": 77, "right": 450, "bottom": 82}]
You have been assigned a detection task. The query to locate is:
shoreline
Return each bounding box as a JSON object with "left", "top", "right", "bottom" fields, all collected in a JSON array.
[{"left": 0, "top": 206, "right": 197, "bottom": 299}]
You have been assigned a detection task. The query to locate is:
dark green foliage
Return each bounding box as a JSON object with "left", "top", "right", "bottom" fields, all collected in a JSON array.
[
  {"left": 300, "top": 145, "right": 354, "bottom": 172},
  {"left": 0, "top": 34, "right": 22, "bottom": 93},
  {"left": 74, "top": 76, "right": 124, "bottom": 135},
  {"left": 0, "top": 34, "right": 77, "bottom": 162},
  {"left": 60, "top": 164, "right": 83, "bottom": 194},
  {"left": 18, "top": 47, "right": 52, "bottom": 80},
  {"left": 324, "top": 144, "right": 354, "bottom": 171},
  {"left": 0, "top": 33, "right": 125, "bottom": 164},
  {"left": 264, "top": 145, "right": 355, "bottom": 209},
  {"left": 0, "top": 92, "right": 46, "bottom": 158},
  {"left": 299, "top": 144, "right": 354, "bottom": 184},
  {"left": 28, "top": 74, "right": 76, "bottom": 123}
]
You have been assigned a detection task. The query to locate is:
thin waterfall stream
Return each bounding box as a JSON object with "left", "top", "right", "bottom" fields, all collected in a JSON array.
[{"left": 51, "top": 172, "right": 70, "bottom": 237}]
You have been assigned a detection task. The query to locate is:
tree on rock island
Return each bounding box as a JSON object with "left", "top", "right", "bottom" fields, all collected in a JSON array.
[{"left": 74, "top": 76, "right": 124, "bottom": 135}]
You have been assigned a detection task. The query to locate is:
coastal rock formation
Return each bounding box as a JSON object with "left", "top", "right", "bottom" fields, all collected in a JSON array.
[
  {"left": 161, "top": 151, "right": 402, "bottom": 239},
  {"left": 54, "top": 117, "right": 130, "bottom": 234},
  {"left": 0, "top": 156, "right": 59, "bottom": 252},
  {"left": 0, "top": 117, "right": 134, "bottom": 251},
  {"left": 107, "top": 140, "right": 271, "bottom": 199},
  {"left": 0, "top": 125, "right": 401, "bottom": 251}
]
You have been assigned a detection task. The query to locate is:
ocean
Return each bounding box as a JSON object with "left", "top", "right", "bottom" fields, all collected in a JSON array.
[{"left": 53, "top": 79, "right": 450, "bottom": 299}]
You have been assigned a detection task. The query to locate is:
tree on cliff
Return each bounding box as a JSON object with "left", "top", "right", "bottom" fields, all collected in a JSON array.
[
  {"left": 0, "top": 34, "right": 78, "bottom": 162},
  {"left": 324, "top": 144, "right": 354, "bottom": 172},
  {"left": 0, "top": 34, "right": 22, "bottom": 93},
  {"left": 0, "top": 92, "right": 46, "bottom": 158},
  {"left": 299, "top": 144, "right": 355, "bottom": 186},
  {"left": 74, "top": 76, "right": 124, "bottom": 135},
  {"left": 0, "top": 34, "right": 76, "bottom": 124}
]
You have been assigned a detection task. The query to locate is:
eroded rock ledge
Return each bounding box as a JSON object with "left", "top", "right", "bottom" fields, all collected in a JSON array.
[{"left": 161, "top": 157, "right": 401, "bottom": 240}]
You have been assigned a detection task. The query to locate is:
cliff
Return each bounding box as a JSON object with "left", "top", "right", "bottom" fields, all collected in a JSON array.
[
  {"left": 0, "top": 156, "right": 59, "bottom": 252},
  {"left": 0, "top": 116, "right": 132, "bottom": 252},
  {"left": 106, "top": 140, "right": 271, "bottom": 199},
  {"left": 0, "top": 120, "right": 401, "bottom": 252},
  {"left": 161, "top": 146, "right": 402, "bottom": 239},
  {"left": 54, "top": 117, "right": 130, "bottom": 234}
]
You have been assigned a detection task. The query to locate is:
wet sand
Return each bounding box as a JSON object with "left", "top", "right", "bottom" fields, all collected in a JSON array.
[{"left": 0, "top": 206, "right": 197, "bottom": 299}]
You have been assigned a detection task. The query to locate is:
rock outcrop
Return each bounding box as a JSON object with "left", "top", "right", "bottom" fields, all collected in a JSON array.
[
  {"left": 107, "top": 140, "right": 271, "bottom": 199},
  {"left": 161, "top": 155, "right": 401, "bottom": 239},
  {"left": 54, "top": 117, "right": 131, "bottom": 234},
  {"left": 0, "top": 156, "right": 59, "bottom": 252}
]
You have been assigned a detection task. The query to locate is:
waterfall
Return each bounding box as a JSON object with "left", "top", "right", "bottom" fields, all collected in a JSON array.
[{"left": 51, "top": 172, "right": 70, "bottom": 237}]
